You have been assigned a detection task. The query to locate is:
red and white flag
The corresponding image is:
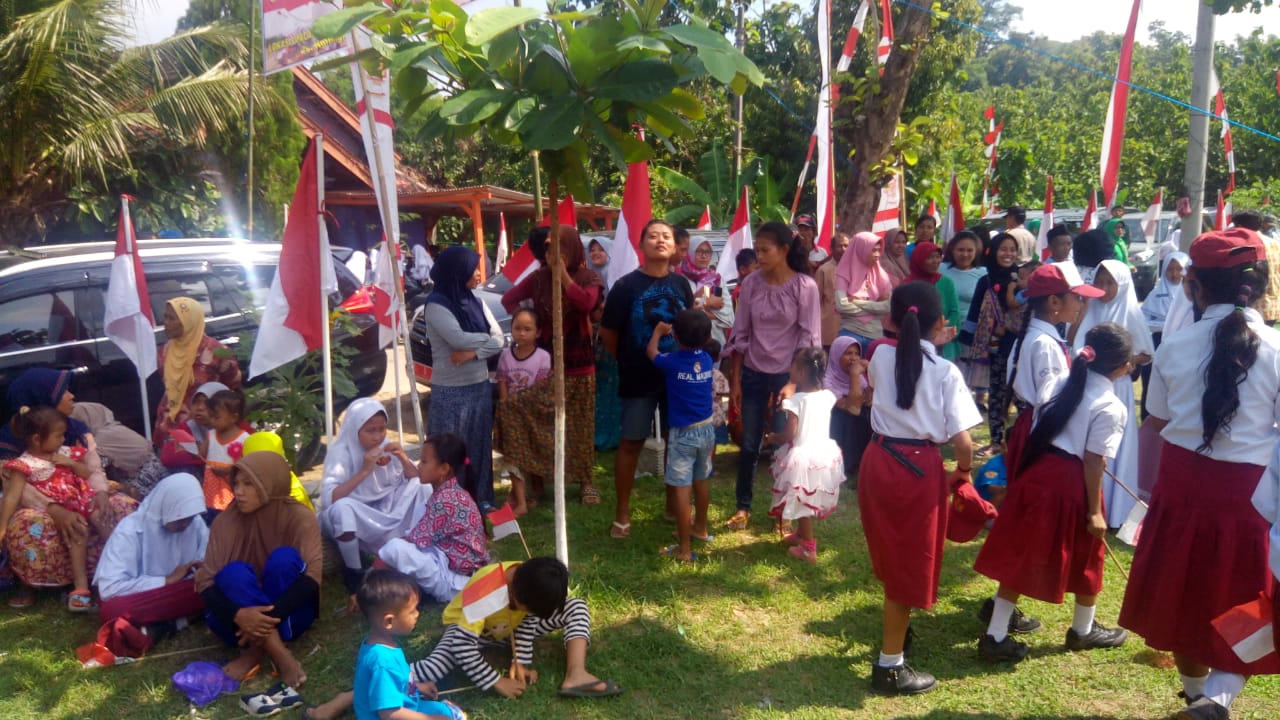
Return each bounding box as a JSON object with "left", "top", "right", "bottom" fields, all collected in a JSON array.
[
  {"left": 1116, "top": 502, "right": 1146, "bottom": 545},
  {"left": 494, "top": 212, "right": 509, "bottom": 275},
  {"left": 1210, "top": 68, "right": 1237, "bottom": 195},
  {"left": 1215, "top": 190, "right": 1231, "bottom": 231},
  {"left": 541, "top": 196, "right": 578, "bottom": 228},
  {"left": 717, "top": 185, "right": 752, "bottom": 282},
  {"left": 461, "top": 566, "right": 510, "bottom": 624},
  {"left": 1082, "top": 190, "right": 1098, "bottom": 232},
  {"left": 104, "top": 195, "right": 156, "bottom": 381},
  {"left": 927, "top": 198, "right": 940, "bottom": 225},
  {"left": 941, "top": 173, "right": 965, "bottom": 243},
  {"left": 487, "top": 503, "right": 521, "bottom": 541},
  {"left": 500, "top": 243, "right": 538, "bottom": 285},
  {"left": 606, "top": 140, "right": 652, "bottom": 289},
  {"left": 1036, "top": 176, "right": 1055, "bottom": 260},
  {"left": 875, "top": 0, "right": 893, "bottom": 72},
  {"left": 1213, "top": 593, "right": 1276, "bottom": 664},
  {"left": 836, "top": 0, "right": 870, "bottom": 73},
  {"left": 1099, "top": 0, "right": 1142, "bottom": 210},
  {"left": 696, "top": 206, "right": 713, "bottom": 231},
  {"left": 250, "top": 140, "right": 338, "bottom": 377},
  {"left": 790, "top": 134, "right": 817, "bottom": 223},
  {"left": 1142, "top": 190, "right": 1163, "bottom": 244},
  {"left": 873, "top": 173, "right": 902, "bottom": 237},
  {"left": 815, "top": 0, "right": 836, "bottom": 252}
]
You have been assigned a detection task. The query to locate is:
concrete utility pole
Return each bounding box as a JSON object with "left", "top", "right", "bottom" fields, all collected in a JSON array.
[
  {"left": 1181, "top": 1, "right": 1215, "bottom": 250},
  {"left": 733, "top": 0, "right": 746, "bottom": 179}
]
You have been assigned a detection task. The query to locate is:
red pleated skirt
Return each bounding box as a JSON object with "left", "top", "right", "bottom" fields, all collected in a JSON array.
[
  {"left": 857, "top": 440, "right": 948, "bottom": 610},
  {"left": 1003, "top": 411, "right": 1033, "bottom": 483},
  {"left": 1118, "top": 442, "right": 1280, "bottom": 674},
  {"left": 974, "top": 450, "right": 1104, "bottom": 604}
]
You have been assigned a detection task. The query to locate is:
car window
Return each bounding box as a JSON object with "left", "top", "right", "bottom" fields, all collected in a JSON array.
[
  {"left": 206, "top": 263, "right": 273, "bottom": 317},
  {"left": 147, "top": 277, "right": 214, "bottom": 320},
  {"left": 0, "top": 290, "right": 82, "bottom": 351}
]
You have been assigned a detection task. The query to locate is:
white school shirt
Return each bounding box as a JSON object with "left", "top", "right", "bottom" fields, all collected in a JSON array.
[
  {"left": 868, "top": 340, "right": 983, "bottom": 444},
  {"left": 1008, "top": 317, "right": 1071, "bottom": 408},
  {"left": 1034, "top": 372, "right": 1127, "bottom": 461},
  {"left": 1147, "top": 304, "right": 1280, "bottom": 466}
]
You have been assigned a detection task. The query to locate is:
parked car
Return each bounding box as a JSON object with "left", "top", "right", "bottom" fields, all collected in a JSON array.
[{"left": 0, "top": 239, "right": 387, "bottom": 435}]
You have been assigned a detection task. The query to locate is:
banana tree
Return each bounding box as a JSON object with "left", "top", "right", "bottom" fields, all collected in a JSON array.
[
  {"left": 317, "top": 0, "right": 763, "bottom": 563},
  {"left": 656, "top": 140, "right": 790, "bottom": 227}
]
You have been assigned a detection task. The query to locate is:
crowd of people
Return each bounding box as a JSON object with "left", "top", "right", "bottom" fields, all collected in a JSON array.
[{"left": 3, "top": 209, "right": 1280, "bottom": 720}]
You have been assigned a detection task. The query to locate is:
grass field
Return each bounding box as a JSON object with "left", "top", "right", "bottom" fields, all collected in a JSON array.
[{"left": 1, "top": 438, "right": 1279, "bottom": 720}]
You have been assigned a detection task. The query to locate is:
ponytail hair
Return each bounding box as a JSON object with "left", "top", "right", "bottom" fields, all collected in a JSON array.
[
  {"left": 1192, "top": 260, "right": 1269, "bottom": 452},
  {"left": 1021, "top": 322, "right": 1131, "bottom": 472},
  {"left": 424, "top": 432, "right": 475, "bottom": 486},
  {"left": 890, "top": 281, "right": 943, "bottom": 409},
  {"left": 756, "top": 220, "right": 809, "bottom": 274},
  {"left": 791, "top": 346, "right": 827, "bottom": 391}
]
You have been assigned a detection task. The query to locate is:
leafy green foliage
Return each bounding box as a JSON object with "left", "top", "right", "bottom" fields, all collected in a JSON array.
[{"left": 654, "top": 138, "right": 789, "bottom": 227}]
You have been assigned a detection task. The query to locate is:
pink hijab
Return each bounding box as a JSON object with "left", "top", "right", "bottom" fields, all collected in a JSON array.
[{"left": 836, "top": 232, "right": 894, "bottom": 313}]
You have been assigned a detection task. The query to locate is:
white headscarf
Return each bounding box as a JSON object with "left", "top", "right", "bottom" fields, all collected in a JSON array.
[
  {"left": 584, "top": 236, "right": 612, "bottom": 291},
  {"left": 94, "top": 473, "right": 208, "bottom": 599},
  {"left": 321, "top": 397, "right": 403, "bottom": 507},
  {"left": 1141, "top": 252, "right": 1190, "bottom": 332},
  {"left": 1074, "top": 259, "right": 1155, "bottom": 356}
]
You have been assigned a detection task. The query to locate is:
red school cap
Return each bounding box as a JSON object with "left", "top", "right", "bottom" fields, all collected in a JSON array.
[
  {"left": 1024, "top": 262, "right": 1105, "bottom": 299},
  {"left": 946, "top": 477, "right": 998, "bottom": 543},
  {"left": 1189, "top": 228, "right": 1267, "bottom": 269}
]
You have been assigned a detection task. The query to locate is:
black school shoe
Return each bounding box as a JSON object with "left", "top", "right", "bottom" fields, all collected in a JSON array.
[
  {"left": 978, "top": 597, "right": 1042, "bottom": 634},
  {"left": 1064, "top": 621, "right": 1128, "bottom": 651},
  {"left": 1176, "top": 697, "right": 1230, "bottom": 720},
  {"left": 870, "top": 663, "right": 937, "bottom": 695},
  {"left": 978, "top": 633, "right": 1030, "bottom": 663}
]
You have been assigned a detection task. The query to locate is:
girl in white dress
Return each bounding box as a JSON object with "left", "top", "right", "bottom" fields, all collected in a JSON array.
[
  {"left": 1069, "top": 259, "right": 1153, "bottom": 527},
  {"left": 320, "top": 397, "right": 432, "bottom": 593},
  {"left": 768, "top": 347, "right": 845, "bottom": 563}
]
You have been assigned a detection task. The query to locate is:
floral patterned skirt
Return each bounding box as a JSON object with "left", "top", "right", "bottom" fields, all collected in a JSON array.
[
  {"left": 498, "top": 374, "right": 596, "bottom": 484},
  {"left": 5, "top": 494, "right": 138, "bottom": 587}
]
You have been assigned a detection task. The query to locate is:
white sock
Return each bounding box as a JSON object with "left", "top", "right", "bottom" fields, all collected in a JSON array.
[
  {"left": 338, "top": 537, "right": 362, "bottom": 570},
  {"left": 986, "top": 596, "right": 1015, "bottom": 642},
  {"left": 1204, "top": 670, "right": 1246, "bottom": 708},
  {"left": 1180, "top": 673, "right": 1208, "bottom": 699},
  {"left": 878, "top": 651, "right": 904, "bottom": 668},
  {"left": 1071, "top": 603, "right": 1097, "bottom": 635}
]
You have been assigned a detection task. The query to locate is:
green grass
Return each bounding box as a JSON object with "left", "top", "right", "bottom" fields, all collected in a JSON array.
[{"left": 2, "top": 440, "right": 1279, "bottom": 719}]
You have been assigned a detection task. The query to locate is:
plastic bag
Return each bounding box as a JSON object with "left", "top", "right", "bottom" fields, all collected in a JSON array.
[{"left": 172, "top": 660, "right": 239, "bottom": 706}]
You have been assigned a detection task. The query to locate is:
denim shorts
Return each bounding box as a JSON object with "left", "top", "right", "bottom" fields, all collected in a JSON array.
[
  {"left": 665, "top": 422, "right": 715, "bottom": 487},
  {"left": 620, "top": 395, "right": 667, "bottom": 442}
]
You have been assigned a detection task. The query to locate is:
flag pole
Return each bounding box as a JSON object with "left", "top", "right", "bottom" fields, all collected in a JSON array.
[
  {"left": 549, "top": 181, "right": 568, "bottom": 567},
  {"left": 123, "top": 198, "right": 153, "bottom": 443},
  {"left": 317, "top": 136, "right": 335, "bottom": 447}
]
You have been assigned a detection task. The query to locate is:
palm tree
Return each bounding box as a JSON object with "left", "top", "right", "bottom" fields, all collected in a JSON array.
[{"left": 0, "top": 0, "right": 278, "bottom": 243}]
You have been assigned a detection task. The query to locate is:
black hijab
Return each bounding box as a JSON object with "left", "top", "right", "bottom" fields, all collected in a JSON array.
[{"left": 426, "top": 246, "right": 488, "bottom": 333}]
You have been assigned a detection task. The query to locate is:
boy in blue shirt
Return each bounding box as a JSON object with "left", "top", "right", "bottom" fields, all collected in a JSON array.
[
  {"left": 648, "top": 308, "right": 715, "bottom": 562},
  {"left": 352, "top": 569, "right": 464, "bottom": 720}
]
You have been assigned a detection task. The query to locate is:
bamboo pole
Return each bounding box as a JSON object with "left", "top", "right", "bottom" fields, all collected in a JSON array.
[{"left": 548, "top": 180, "right": 569, "bottom": 567}]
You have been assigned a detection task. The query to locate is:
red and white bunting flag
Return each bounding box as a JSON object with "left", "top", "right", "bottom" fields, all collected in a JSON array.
[
  {"left": 717, "top": 185, "right": 752, "bottom": 282},
  {"left": 984, "top": 104, "right": 995, "bottom": 130},
  {"left": 104, "top": 195, "right": 157, "bottom": 381},
  {"left": 815, "top": 0, "right": 836, "bottom": 251},
  {"left": 836, "top": 0, "right": 870, "bottom": 73},
  {"left": 697, "top": 206, "right": 713, "bottom": 231},
  {"left": 1142, "top": 190, "right": 1163, "bottom": 244},
  {"left": 1213, "top": 593, "right": 1276, "bottom": 664},
  {"left": 500, "top": 243, "right": 538, "bottom": 284},
  {"left": 1215, "top": 189, "right": 1228, "bottom": 231},
  {"left": 487, "top": 503, "right": 521, "bottom": 541},
  {"left": 1099, "top": 0, "right": 1142, "bottom": 209},
  {"left": 494, "top": 213, "right": 510, "bottom": 274},
  {"left": 983, "top": 120, "right": 1004, "bottom": 156},
  {"left": 606, "top": 141, "right": 652, "bottom": 289},
  {"left": 875, "top": 0, "right": 893, "bottom": 72},
  {"left": 1036, "top": 176, "right": 1055, "bottom": 260},
  {"left": 461, "top": 566, "right": 510, "bottom": 624},
  {"left": 941, "top": 173, "right": 965, "bottom": 243},
  {"left": 790, "top": 134, "right": 818, "bottom": 223},
  {"left": 872, "top": 173, "right": 902, "bottom": 238},
  {"left": 1210, "top": 68, "right": 1237, "bottom": 195},
  {"left": 1082, "top": 190, "right": 1098, "bottom": 232},
  {"left": 250, "top": 140, "right": 338, "bottom": 377}
]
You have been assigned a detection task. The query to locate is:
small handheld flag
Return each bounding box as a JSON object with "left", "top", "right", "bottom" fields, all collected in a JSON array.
[
  {"left": 488, "top": 503, "right": 532, "bottom": 558},
  {"left": 1213, "top": 593, "right": 1276, "bottom": 665},
  {"left": 461, "top": 565, "right": 510, "bottom": 624}
]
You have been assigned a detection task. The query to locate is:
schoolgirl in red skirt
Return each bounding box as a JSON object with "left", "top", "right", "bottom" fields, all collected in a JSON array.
[
  {"left": 858, "top": 281, "right": 982, "bottom": 695},
  {"left": 973, "top": 322, "right": 1133, "bottom": 663},
  {"left": 1118, "top": 228, "right": 1280, "bottom": 720}
]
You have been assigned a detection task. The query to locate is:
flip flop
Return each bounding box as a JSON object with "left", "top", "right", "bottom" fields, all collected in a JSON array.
[
  {"left": 670, "top": 530, "right": 715, "bottom": 543},
  {"left": 7, "top": 587, "right": 35, "bottom": 609},
  {"left": 558, "top": 679, "right": 624, "bottom": 699},
  {"left": 609, "top": 521, "right": 630, "bottom": 539},
  {"left": 659, "top": 545, "right": 699, "bottom": 562},
  {"left": 724, "top": 512, "right": 750, "bottom": 531}
]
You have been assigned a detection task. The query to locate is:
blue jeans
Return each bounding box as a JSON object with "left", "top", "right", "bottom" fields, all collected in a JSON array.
[
  {"left": 735, "top": 367, "right": 791, "bottom": 511},
  {"left": 665, "top": 422, "right": 715, "bottom": 487},
  {"left": 206, "top": 547, "right": 317, "bottom": 646}
]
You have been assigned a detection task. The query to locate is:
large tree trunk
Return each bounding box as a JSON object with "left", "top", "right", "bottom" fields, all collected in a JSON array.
[{"left": 836, "top": 5, "right": 933, "bottom": 232}]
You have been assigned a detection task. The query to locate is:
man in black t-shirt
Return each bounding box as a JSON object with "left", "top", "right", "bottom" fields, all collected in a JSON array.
[{"left": 599, "top": 220, "right": 694, "bottom": 538}]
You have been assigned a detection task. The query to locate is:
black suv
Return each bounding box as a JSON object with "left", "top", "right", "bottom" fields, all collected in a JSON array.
[{"left": 0, "top": 239, "right": 387, "bottom": 434}]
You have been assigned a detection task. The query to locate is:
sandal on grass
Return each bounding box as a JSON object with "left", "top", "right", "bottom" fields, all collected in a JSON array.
[
  {"left": 671, "top": 530, "right": 714, "bottom": 543},
  {"left": 8, "top": 586, "right": 35, "bottom": 609},
  {"left": 559, "top": 679, "right": 624, "bottom": 699},
  {"left": 579, "top": 485, "right": 601, "bottom": 505},
  {"left": 724, "top": 512, "right": 750, "bottom": 531},
  {"left": 659, "top": 545, "right": 699, "bottom": 563},
  {"left": 67, "top": 588, "right": 96, "bottom": 613},
  {"left": 609, "top": 521, "right": 630, "bottom": 539}
]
